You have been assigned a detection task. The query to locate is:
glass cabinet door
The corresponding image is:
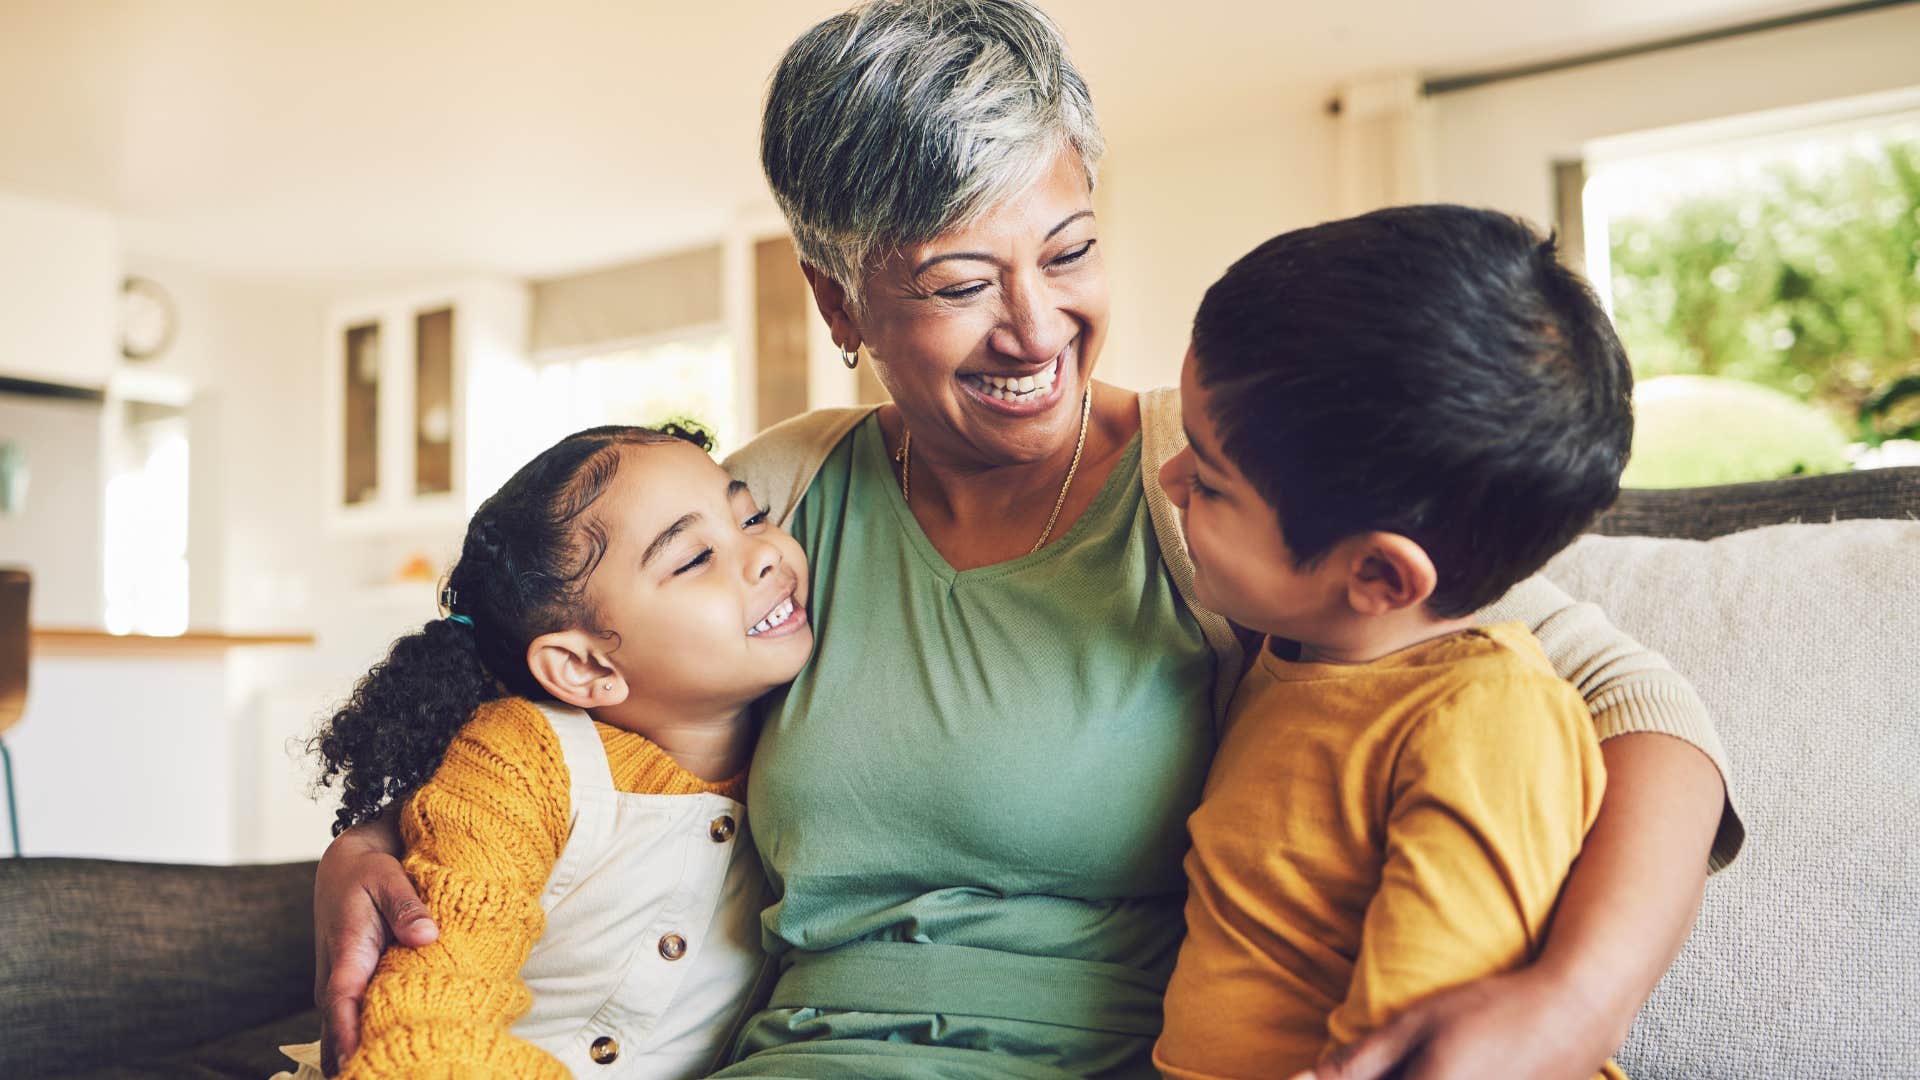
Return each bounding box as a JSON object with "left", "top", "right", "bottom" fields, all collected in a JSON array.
[
  {"left": 414, "top": 307, "right": 454, "bottom": 496},
  {"left": 343, "top": 322, "right": 381, "bottom": 506}
]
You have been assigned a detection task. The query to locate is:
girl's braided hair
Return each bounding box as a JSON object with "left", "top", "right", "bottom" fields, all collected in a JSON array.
[{"left": 310, "top": 422, "right": 713, "bottom": 835}]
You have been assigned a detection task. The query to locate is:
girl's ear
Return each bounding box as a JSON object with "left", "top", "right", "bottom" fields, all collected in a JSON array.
[
  {"left": 799, "top": 262, "right": 861, "bottom": 353},
  {"left": 1343, "top": 532, "right": 1439, "bottom": 616},
  {"left": 527, "top": 630, "right": 626, "bottom": 709}
]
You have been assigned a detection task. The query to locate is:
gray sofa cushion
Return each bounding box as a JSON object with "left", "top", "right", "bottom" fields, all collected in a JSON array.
[
  {"left": 1544, "top": 519, "right": 1920, "bottom": 1079},
  {"left": 0, "top": 858, "right": 316, "bottom": 1078}
]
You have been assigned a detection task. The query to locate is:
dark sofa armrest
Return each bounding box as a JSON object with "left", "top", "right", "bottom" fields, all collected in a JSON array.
[
  {"left": 1593, "top": 466, "right": 1920, "bottom": 540},
  {"left": 0, "top": 857, "right": 317, "bottom": 1078}
]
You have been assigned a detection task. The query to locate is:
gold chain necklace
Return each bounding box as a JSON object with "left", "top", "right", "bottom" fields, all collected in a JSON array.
[{"left": 895, "top": 386, "right": 1094, "bottom": 556}]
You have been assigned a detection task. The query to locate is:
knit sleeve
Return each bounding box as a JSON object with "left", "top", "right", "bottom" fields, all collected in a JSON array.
[
  {"left": 1481, "top": 573, "right": 1744, "bottom": 869},
  {"left": 339, "top": 699, "right": 573, "bottom": 1080}
]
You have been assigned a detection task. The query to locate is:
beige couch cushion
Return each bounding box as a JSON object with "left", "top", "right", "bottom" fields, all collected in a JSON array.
[{"left": 1542, "top": 519, "right": 1920, "bottom": 1079}]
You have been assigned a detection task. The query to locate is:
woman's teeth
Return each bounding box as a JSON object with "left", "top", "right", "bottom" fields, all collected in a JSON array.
[
  {"left": 748, "top": 597, "right": 797, "bottom": 636},
  {"left": 964, "top": 359, "right": 1059, "bottom": 403}
]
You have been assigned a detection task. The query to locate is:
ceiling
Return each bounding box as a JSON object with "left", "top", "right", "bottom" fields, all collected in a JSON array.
[{"left": 0, "top": 0, "right": 1847, "bottom": 277}]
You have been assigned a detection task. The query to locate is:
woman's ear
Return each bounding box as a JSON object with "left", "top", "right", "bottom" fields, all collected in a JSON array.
[
  {"left": 1343, "top": 533, "right": 1439, "bottom": 616},
  {"left": 526, "top": 630, "right": 626, "bottom": 710},
  {"left": 799, "top": 262, "right": 861, "bottom": 353}
]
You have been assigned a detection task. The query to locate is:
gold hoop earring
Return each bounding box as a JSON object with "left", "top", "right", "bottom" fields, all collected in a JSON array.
[{"left": 840, "top": 344, "right": 859, "bottom": 370}]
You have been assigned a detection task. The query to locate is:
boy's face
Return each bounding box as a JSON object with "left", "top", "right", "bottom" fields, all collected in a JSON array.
[{"left": 1160, "top": 347, "right": 1351, "bottom": 642}]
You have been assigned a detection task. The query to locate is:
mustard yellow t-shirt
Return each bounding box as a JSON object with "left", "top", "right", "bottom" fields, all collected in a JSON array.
[{"left": 1154, "top": 622, "right": 1625, "bottom": 1080}]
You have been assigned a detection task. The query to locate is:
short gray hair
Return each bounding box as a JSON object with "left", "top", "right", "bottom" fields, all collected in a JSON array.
[{"left": 761, "top": 0, "right": 1105, "bottom": 302}]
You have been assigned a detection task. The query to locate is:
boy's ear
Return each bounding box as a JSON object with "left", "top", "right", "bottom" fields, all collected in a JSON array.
[
  {"left": 799, "top": 262, "right": 861, "bottom": 354},
  {"left": 526, "top": 630, "right": 627, "bottom": 710},
  {"left": 1342, "top": 532, "right": 1439, "bottom": 616}
]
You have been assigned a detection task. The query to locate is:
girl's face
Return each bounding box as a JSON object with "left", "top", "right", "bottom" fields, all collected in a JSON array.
[
  {"left": 579, "top": 441, "right": 812, "bottom": 718},
  {"left": 846, "top": 146, "right": 1109, "bottom": 470}
]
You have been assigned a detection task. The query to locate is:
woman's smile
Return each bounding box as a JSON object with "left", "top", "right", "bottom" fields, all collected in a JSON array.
[{"left": 957, "top": 343, "right": 1075, "bottom": 418}]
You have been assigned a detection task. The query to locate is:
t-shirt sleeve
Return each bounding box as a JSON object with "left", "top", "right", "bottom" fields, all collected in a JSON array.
[
  {"left": 1322, "top": 675, "right": 1607, "bottom": 1059},
  {"left": 340, "top": 700, "right": 573, "bottom": 1080},
  {"left": 1482, "top": 573, "right": 1743, "bottom": 870}
]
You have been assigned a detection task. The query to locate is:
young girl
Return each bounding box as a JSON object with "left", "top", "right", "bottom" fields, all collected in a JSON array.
[{"left": 276, "top": 423, "right": 812, "bottom": 1080}]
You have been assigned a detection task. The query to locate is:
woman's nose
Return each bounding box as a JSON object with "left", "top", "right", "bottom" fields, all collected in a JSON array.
[{"left": 992, "top": 271, "right": 1073, "bottom": 364}]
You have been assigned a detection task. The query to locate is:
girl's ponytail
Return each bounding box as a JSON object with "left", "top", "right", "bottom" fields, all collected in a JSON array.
[{"left": 311, "top": 615, "right": 497, "bottom": 835}]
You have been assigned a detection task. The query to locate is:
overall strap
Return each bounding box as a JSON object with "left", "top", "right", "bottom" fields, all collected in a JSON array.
[
  {"left": 532, "top": 702, "right": 618, "bottom": 904},
  {"left": 536, "top": 703, "right": 616, "bottom": 808}
]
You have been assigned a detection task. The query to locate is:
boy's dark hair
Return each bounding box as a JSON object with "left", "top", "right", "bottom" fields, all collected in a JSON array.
[
  {"left": 1191, "top": 204, "right": 1632, "bottom": 618},
  {"left": 309, "top": 421, "right": 713, "bottom": 835}
]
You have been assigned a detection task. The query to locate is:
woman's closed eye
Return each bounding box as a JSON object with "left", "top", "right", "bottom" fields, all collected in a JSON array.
[
  {"left": 1050, "top": 239, "right": 1095, "bottom": 268},
  {"left": 935, "top": 281, "right": 990, "bottom": 300},
  {"left": 674, "top": 548, "right": 714, "bottom": 575}
]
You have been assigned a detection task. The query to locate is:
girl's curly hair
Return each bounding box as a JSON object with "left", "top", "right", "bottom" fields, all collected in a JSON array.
[{"left": 310, "top": 421, "right": 714, "bottom": 835}]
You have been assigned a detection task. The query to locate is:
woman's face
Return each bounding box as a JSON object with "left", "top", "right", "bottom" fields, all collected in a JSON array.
[{"left": 851, "top": 148, "right": 1109, "bottom": 468}]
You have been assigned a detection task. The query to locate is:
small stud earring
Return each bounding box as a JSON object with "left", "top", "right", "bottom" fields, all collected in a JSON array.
[{"left": 602, "top": 682, "right": 613, "bottom": 692}]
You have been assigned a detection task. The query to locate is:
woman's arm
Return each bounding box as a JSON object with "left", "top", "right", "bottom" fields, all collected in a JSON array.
[
  {"left": 1302, "top": 732, "right": 1719, "bottom": 1080},
  {"left": 314, "top": 814, "right": 434, "bottom": 1074}
]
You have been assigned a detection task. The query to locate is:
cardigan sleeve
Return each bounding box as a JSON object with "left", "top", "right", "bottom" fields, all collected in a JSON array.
[
  {"left": 1482, "top": 574, "right": 1745, "bottom": 870},
  {"left": 339, "top": 700, "right": 573, "bottom": 1080}
]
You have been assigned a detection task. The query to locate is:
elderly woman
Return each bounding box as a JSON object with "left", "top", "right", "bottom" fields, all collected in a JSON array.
[{"left": 314, "top": 2, "right": 1741, "bottom": 1077}]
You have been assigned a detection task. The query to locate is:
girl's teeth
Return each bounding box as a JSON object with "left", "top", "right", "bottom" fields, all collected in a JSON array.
[{"left": 750, "top": 598, "right": 796, "bottom": 636}]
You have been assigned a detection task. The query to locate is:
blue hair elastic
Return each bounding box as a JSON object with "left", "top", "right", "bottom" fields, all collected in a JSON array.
[{"left": 446, "top": 614, "right": 474, "bottom": 628}]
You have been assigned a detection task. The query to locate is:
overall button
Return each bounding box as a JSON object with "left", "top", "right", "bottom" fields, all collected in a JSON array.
[
  {"left": 658, "top": 932, "right": 688, "bottom": 961},
  {"left": 709, "top": 814, "right": 736, "bottom": 843},
  {"left": 589, "top": 1036, "right": 619, "bottom": 1065}
]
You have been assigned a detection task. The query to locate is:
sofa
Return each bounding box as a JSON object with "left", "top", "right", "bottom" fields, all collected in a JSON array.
[{"left": 2, "top": 467, "right": 1915, "bottom": 1079}]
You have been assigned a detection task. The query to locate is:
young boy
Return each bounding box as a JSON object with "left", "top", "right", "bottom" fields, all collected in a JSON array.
[{"left": 1152, "top": 205, "right": 1633, "bottom": 1080}]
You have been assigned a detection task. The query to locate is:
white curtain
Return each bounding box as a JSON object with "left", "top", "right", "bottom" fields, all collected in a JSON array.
[{"left": 1332, "top": 74, "right": 1436, "bottom": 216}]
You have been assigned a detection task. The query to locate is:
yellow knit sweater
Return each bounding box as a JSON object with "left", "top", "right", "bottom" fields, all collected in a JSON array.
[{"left": 339, "top": 697, "right": 748, "bottom": 1080}]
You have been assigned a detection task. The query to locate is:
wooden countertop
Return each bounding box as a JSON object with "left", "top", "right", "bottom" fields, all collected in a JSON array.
[{"left": 30, "top": 627, "right": 316, "bottom": 657}]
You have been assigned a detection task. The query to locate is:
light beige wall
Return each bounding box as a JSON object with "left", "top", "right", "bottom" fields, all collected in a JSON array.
[
  {"left": 1430, "top": 4, "right": 1920, "bottom": 226},
  {"left": 1095, "top": 91, "right": 1338, "bottom": 391}
]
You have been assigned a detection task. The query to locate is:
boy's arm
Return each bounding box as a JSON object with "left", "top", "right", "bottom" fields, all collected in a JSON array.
[
  {"left": 1324, "top": 680, "right": 1605, "bottom": 1060},
  {"left": 337, "top": 703, "right": 573, "bottom": 1080}
]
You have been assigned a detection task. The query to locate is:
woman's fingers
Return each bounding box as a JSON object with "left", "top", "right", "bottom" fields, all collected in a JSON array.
[
  {"left": 376, "top": 873, "right": 440, "bottom": 947},
  {"left": 312, "top": 821, "right": 432, "bottom": 1074}
]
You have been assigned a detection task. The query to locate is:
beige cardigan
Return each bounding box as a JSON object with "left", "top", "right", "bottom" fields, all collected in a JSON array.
[{"left": 725, "top": 388, "right": 1743, "bottom": 869}]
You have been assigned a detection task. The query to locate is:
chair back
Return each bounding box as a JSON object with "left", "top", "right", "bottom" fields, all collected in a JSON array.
[{"left": 0, "top": 569, "right": 27, "bottom": 738}]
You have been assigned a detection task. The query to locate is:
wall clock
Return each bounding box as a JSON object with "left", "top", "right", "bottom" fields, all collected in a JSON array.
[{"left": 119, "top": 275, "right": 178, "bottom": 362}]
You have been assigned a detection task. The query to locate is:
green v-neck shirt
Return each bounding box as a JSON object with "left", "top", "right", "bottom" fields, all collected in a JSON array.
[{"left": 722, "top": 414, "right": 1218, "bottom": 1078}]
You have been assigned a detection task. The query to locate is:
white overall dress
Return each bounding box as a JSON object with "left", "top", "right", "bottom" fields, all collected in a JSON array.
[
  {"left": 514, "top": 703, "right": 770, "bottom": 1078},
  {"left": 276, "top": 703, "right": 769, "bottom": 1080}
]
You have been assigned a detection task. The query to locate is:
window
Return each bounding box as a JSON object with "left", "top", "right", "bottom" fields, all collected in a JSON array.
[
  {"left": 103, "top": 401, "right": 189, "bottom": 636},
  {"left": 1578, "top": 103, "right": 1920, "bottom": 486},
  {"left": 534, "top": 334, "right": 737, "bottom": 456}
]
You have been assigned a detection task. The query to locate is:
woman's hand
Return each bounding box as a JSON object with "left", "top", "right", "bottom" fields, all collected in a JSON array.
[
  {"left": 1293, "top": 965, "right": 1609, "bottom": 1080},
  {"left": 312, "top": 815, "right": 437, "bottom": 1074}
]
